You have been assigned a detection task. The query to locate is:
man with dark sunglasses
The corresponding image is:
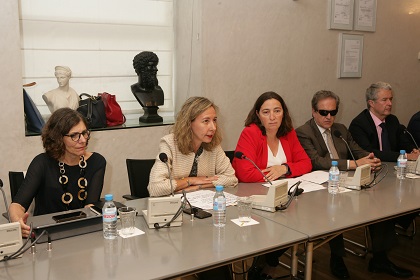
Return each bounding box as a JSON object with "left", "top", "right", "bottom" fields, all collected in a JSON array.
[
  {"left": 296, "top": 90, "right": 413, "bottom": 279},
  {"left": 296, "top": 90, "right": 381, "bottom": 279},
  {"left": 296, "top": 90, "right": 380, "bottom": 171}
]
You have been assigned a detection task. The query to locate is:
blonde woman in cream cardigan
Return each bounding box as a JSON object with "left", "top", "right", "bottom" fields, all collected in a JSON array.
[{"left": 148, "top": 96, "right": 238, "bottom": 197}]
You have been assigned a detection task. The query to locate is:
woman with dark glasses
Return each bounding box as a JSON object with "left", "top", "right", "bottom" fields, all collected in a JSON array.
[{"left": 9, "top": 108, "right": 106, "bottom": 237}]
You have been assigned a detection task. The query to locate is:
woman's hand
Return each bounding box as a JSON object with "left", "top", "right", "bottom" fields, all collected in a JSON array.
[
  {"left": 176, "top": 176, "right": 218, "bottom": 192},
  {"left": 9, "top": 203, "right": 31, "bottom": 238},
  {"left": 17, "top": 212, "right": 31, "bottom": 238},
  {"left": 262, "top": 165, "right": 287, "bottom": 182},
  {"left": 176, "top": 183, "right": 215, "bottom": 193},
  {"left": 189, "top": 176, "right": 218, "bottom": 186}
]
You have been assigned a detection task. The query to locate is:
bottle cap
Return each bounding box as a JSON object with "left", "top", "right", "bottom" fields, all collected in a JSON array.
[
  {"left": 104, "top": 194, "right": 113, "bottom": 201},
  {"left": 400, "top": 150, "right": 406, "bottom": 154},
  {"left": 331, "top": 161, "right": 338, "bottom": 166},
  {"left": 215, "top": 185, "right": 224, "bottom": 191}
]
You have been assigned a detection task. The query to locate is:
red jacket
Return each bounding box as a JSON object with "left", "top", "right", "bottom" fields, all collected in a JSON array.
[{"left": 232, "top": 123, "right": 312, "bottom": 182}]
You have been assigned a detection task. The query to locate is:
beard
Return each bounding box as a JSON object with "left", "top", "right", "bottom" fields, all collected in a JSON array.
[{"left": 141, "top": 72, "right": 158, "bottom": 90}]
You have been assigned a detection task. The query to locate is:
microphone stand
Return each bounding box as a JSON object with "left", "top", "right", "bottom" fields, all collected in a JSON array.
[
  {"left": 404, "top": 129, "right": 419, "bottom": 150},
  {"left": 333, "top": 131, "right": 358, "bottom": 167},
  {"left": 235, "top": 152, "right": 272, "bottom": 185},
  {"left": 163, "top": 161, "right": 174, "bottom": 197}
]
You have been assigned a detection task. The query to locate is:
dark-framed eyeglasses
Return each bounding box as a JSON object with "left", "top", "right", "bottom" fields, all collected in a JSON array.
[
  {"left": 64, "top": 130, "right": 91, "bottom": 142},
  {"left": 317, "top": 109, "right": 338, "bottom": 117}
]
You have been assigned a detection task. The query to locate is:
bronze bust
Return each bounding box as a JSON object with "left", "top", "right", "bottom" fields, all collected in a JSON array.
[{"left": 131, "top": 51, "right": 164, "bottom": 123}]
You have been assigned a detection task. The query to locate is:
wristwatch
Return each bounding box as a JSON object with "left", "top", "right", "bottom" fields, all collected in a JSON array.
[{"left": 282, "top": 163, "right": 291, "bottom": 176}]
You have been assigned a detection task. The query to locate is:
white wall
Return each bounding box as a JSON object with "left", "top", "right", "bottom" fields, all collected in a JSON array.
[
  {"left": 197, "top": 0, "right": 420, "bottom": 150},
  {"left": 1, "top": 0, "right": 420, "bottom": 215}
]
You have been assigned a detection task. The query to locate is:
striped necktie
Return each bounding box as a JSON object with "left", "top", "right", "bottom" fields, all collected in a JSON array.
[{"left": 325, "top": 129, "right": 339, "bottom": 159}]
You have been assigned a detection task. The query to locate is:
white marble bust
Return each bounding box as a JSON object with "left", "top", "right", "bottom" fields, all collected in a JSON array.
[{"left": 42, "top": 66, "right": 79, "bottom": 113}]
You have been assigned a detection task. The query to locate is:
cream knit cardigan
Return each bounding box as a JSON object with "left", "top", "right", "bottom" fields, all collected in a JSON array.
[{"left": 148, "top": 134, "right": 238, "bottom": 197}]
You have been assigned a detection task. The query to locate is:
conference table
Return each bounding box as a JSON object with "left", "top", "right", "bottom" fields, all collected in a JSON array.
[
  {"left": 230, "top": 166, "right": 420, "bottom": 279},
  {"left": 0, "top": 200, "right": 307, "bottom": 280},
  {"left": 1, "top": 166, "right": 419, "bottom": 280}
]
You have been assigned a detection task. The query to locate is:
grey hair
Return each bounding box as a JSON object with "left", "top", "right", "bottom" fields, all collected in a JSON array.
[
  {"left": 311, "top": 90, "right": 340, "bottom": 111},
  {"left": 365, "top": 81, "right": 393, "bottom": 108}
]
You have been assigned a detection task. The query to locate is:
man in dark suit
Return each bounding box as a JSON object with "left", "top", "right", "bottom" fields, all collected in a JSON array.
[
  {"left": 296, "top": 90, "right": 381, "bottom": 279},
  {"left": 349, "top": 81, "right": 419, "bottom": 162},
  {"left": 296, "top": 90, "right": 379, "bottom": 171}
]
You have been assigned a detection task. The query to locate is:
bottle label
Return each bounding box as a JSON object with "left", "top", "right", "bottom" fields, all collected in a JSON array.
[
  {"left": 397, "top": 160, "right": 407, "bottom": 168},
  {"left": 103, "top": 208, "right": 117, "bottom": 222},
  {"left": 329, "top": 173, "right": 339, "bottom": 181},
  {"left": 213, "top": 197, "right": 226, "bottom": 211}
]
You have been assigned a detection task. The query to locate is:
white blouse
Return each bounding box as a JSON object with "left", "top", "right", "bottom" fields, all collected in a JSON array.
[{"left": 267, "top": 139, "right": 287, "bottom": 167}]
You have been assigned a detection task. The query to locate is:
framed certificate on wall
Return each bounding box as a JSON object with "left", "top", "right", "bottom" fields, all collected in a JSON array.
[
  {"left": 337, "top": 33, "right": 364, "bottom": 78},
  {"left": 328, "top": 0, "right": 355, "bottom": 30},
  {"left": 354, "top": 0, "right": 377, "bottom": 32}
]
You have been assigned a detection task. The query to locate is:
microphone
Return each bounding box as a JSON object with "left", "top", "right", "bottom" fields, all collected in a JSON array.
[
  {"left": 159, "top": 153, "right": 174, "bottom": 196},
  {"left": 0, "top": 179, "right": 11, "bottom": 222},
  {"left": 235, "top": 151, "right": 304, "bottom": 197},
  {"left": 333, "top": 130, "right": 358, "bottom": 167},
  {"left": 235, "top": 151, "right": 272, "bottom": 185},
  {"left": 159, "top": 153, "right": 168, "bottom": 163},
  {"left": 403, "top": 126, "right": 419, "bottom": 150}
]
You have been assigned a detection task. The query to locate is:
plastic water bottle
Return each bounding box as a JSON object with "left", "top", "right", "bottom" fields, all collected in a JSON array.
[
  {"left": 103, "top": 194, "right": 118, "bottom": 239},
  {"left": 397, "top": 150, "right": 407, "bottom": 179},
  {"left": 328, "top": 161, "right": 340, "bottom": 195},
  {"left": 213, "top": 185, "right": 226, "bottom": 227}
]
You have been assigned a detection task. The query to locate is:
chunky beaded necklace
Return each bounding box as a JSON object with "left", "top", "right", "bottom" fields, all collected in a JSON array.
[{"left": 58, "top": 155, "right": 88, "bottom": 208}]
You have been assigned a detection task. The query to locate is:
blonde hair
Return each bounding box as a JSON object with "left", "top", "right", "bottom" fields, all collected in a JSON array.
[{"left": 173, "top": 96, "right": 222, "bottom": 154}]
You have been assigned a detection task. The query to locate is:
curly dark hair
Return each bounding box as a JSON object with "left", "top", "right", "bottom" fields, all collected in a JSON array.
[
  {"left": 244, "top": 91, "right": 293, "bottom": 138},
  {"left": 41, "top": 108, "right": 88, "bottom": 160},
  {"left": 132, "top": 51, "right": 159, "bottom": 75}
]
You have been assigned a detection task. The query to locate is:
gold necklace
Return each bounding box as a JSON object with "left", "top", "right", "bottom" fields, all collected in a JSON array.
[{"left": 58, "top": 155, "right": 88, "bottom": 207}]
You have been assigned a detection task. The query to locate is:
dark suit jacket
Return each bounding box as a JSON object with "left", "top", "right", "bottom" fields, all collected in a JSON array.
[
  {"left": 407, "top": 111, "right": 420, "bottom": 148},
  {"left": 296, "top": 118, "right": 368, "bottom": 170},
  {"left": 349, "top": 109, "right": 415, "bottom": 162}
]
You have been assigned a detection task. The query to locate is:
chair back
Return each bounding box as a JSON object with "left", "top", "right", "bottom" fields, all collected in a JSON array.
[
  {"left": 2, "top": 171, "right": 25, "bottom": 220},
  {"left": 9, "top": 171, "right": 25, "bottom": 200},
  {"left": 126, "top": 159, "right": 155, "bottom": 199},
  {"left": 224, "top": 150, "right": 235, "bottom": 163}
]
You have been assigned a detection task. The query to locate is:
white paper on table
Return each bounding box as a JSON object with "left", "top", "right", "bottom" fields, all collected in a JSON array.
[
  {"left": 184, "top": 190, "right": 238, "bottom": 210},
  {"left": 118, "top": 227, "right": 144, "bottom": 238},
  {"left": 298, "top": 170, "right": 329, "bottom": 184},
  {"left": 338, "top": 187, "right": 353, "bottom": 193},
  {"left": 231, "top": 218, "right": 260, "bottom": 227},
  {"left": 406, "top": 173, "right": 420, "bottom": 179},
  {"left": 299, "top": 180, "right": 326, "bottom": 193}
]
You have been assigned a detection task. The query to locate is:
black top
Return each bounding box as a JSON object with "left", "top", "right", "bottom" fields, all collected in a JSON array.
[{"left": 13, "top": 152, "right": 106, "bottom": 216}]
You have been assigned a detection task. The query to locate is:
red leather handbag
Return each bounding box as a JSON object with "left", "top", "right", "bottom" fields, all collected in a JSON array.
[{"left": 98, "top": 92, "right": 126, "bottom": 127}]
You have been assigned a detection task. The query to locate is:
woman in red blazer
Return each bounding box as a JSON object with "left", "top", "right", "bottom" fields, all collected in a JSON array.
[
  {"left": 232, "top": 91, "right": 312, "bottom": 278},
  {"left": 233, "top": 91, "right": 312, "bottom": 182}
]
